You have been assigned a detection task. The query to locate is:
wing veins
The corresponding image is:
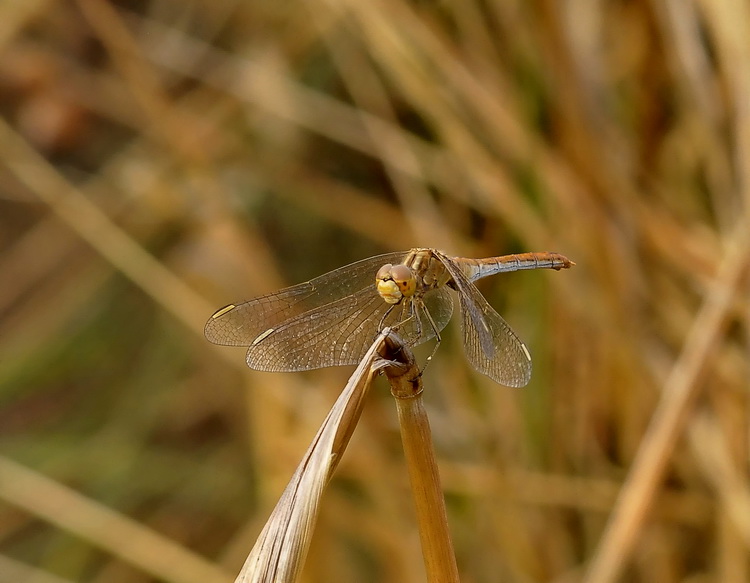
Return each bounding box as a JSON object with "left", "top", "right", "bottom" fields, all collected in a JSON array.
[
  {"left": 205, "top": 251, "right": 407, "bottom": 346},
  {"left": 432, "top": 250, "right": 531, "bottom": 387},
  {"left": 245, "top": 287, "right": 390, "bottom": 371}
]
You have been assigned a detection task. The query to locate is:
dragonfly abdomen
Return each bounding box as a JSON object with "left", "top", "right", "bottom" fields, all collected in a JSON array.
[{"left": 460, "top": 252, "right": 574, "bottom": 281}]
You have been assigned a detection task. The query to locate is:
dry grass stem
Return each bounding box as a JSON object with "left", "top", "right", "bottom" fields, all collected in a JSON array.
[
  {"left": 381, "top": 333, "right": 460, "bottom": 583},
  {"left": 235, "top": 330, "right": 389, "bottom": 583},
  {"left": 0, "top": 457, "right": 232, "bottom": 583},
  {"left": 0, "top": 117, "right": 214, "bottom": 334},
  {"left": 585, "top": 224, "right": 750, "bottom": 583}
]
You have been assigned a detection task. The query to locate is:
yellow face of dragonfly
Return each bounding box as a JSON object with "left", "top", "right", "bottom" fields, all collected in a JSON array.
[{"left": 375, "top": 263, "right": 417, "bottom": 305}]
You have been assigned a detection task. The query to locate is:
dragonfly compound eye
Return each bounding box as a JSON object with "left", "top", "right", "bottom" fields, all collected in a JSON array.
[
  {"left": 390, "top": 264, "right": 417, "bottom": 297},
  {"left": 375, "top": 264, "right": 393, "bottom": 280},
  {"left": 376, "top": 263, "right": 416, "bottom": 304}
]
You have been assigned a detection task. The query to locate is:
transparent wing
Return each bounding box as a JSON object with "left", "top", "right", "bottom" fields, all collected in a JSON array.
[
  {"left": 399, "top": 284, "right": 454, "bottom": 348},
  {"left": 433, "top": 251, "right": 531, "bottom": 387},
  {"left": 205, "top": 252, "right": 408, "bottom": 346},
  {"left": 244, "top": 284, "right": 455, "bottom": 372}
]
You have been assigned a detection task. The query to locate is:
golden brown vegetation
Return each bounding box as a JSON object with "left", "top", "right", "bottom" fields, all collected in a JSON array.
[{"left": 0, "top": 1, "right": 748, "bottom": 582}]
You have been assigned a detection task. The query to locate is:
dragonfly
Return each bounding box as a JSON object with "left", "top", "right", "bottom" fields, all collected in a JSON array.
[{"left": 205, "top": 248, "right": 573, "bottom": 387}]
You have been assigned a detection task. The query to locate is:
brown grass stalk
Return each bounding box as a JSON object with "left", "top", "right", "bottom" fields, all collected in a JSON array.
[
  {"left": 0, "top": 456, "right": 232, "bottom": 583},
  {"left": 234, "top": 330, "right": 390, "bottom": 582},
  {"left": 584, "top": 224, "right": 750, "bottom": 583},
  {"left": 381, "top": 333, "right": 460, "bottom": 583}
]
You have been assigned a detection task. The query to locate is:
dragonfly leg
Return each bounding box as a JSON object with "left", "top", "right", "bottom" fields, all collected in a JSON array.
[
  {"left": 401, "top": 302, "right": 444, "bottom": 380},
  {"left": 407, "top": 301, "right": 422, "bottom": 342},
  {"left": 383, "top": 300, "right": 420, "bottom": 337},
  {"left": 419, "top": 300, "right": 442, "bottom": 365},
  {"left": 380, "top": 302, "right": 419, "bottom": 333},
  {"left": 378, "top": 304, "right": 397, "bottom": 332}
]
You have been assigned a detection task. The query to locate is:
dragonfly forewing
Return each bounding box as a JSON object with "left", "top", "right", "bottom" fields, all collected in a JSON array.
[
  {"left": 244, "top": 287, "right": 387, "bottom": 371},
  {"left": 244, "top": 284, "right": 454, "bottom": 371},
  {"left": 205, "top": 251, "right": 407, "bottom": 346}
]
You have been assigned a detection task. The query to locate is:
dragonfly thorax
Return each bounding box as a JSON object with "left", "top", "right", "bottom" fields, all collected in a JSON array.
[{"left": 375, "top": 263, "right": 417, "bottom": 304}]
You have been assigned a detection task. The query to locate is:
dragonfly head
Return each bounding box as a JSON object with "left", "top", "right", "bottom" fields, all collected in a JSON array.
[{"left": 376, "top": 263, "right": 417, "bottom": 304}]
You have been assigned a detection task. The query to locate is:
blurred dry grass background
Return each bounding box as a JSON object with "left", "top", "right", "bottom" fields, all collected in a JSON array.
[{"left": 0, "top": 1, "right": 748, "bottom": 582}]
